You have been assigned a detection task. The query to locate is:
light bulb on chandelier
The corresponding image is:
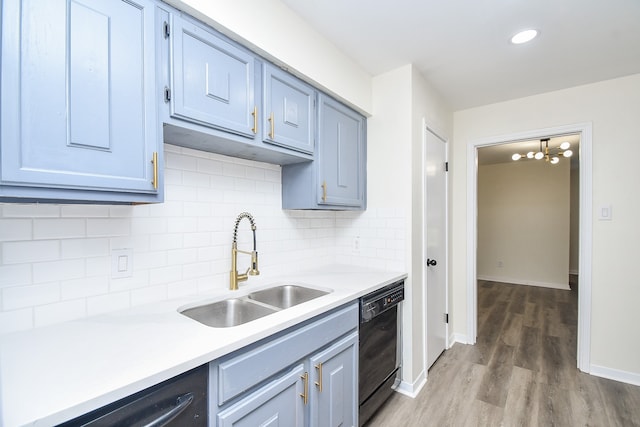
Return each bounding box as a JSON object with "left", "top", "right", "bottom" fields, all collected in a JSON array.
[{"left": 512, "top": 138, "right": 572, "bottom": 165}]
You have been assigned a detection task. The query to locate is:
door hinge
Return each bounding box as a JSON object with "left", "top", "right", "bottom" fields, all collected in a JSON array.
[
  {"left": 164, "top": 86, "right": 171, "bottom": 103},
  {"left": 163, "top": 21, "right": 170, "bottom": 38},
  {"left": 445, "top": 161, "right": 449, "bottom": 172},
  {"left": 444, "top": 313, "right": 449, "bottom": 324}
]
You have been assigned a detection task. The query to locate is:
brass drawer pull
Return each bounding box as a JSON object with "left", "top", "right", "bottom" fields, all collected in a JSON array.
[
  {"left": 251, "top": 106, "right": 258, "bottom": 134},
  {"left": 151, "top": 152, "right": 159, "bottom": 190},
  {"left": 300, "top": 372, "right": 309, "bottom": 405},
  {"left": 315, "top": 363, "right": 323, "bottom": 392}
]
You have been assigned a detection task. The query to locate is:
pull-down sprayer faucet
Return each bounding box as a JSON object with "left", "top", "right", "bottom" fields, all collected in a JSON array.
[{"left": 230, "top": 212, "right": 259, "bottom": 290}]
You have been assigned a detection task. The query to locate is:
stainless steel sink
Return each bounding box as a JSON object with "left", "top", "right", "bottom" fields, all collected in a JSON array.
[
  {"left": 247, "top": 285, "right": 330, "bottom": 309},
  {"left": 180, "top": 298, "right": 277, "bottom": 328},
  {"left": 179, "top": 284, "right": 331, "bottom": 327}
]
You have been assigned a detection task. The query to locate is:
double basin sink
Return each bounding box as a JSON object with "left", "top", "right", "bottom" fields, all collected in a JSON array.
[{"left": 180, "top": 284, "right": 330, "bottom": 328}]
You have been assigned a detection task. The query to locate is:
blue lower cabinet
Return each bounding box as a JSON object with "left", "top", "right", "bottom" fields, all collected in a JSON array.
[
  {"left": 0, "top": 0, "right": 162, "bottom": 203},
  {"left": 309, "top": 332, "right": 359, "bottom": 427},
  {"left": 217, "top": 364, "right": 305, "bottom": 427},
  {"left": 211, "top": 303, "right": 359, "bottom": 426}
]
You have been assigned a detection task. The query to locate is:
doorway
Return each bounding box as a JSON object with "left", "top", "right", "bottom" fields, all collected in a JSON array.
[{"left": 466, "top": 123, "right": 593, "bottom": 372}]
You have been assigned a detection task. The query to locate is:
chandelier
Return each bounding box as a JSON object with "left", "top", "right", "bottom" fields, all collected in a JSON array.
[{"left": 511, "top": 138, "right": 573, "bottom": 165}]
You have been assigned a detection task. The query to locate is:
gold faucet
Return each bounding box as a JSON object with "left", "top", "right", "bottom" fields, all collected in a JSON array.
[{"left": 230, "top": 212, "right": 260, "bottom": 290}]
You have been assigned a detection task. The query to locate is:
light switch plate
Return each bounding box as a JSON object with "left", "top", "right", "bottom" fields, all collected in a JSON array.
[
  {"left": 598, "top": 204, "right": 612, "bottom": 221},
  {"left": 111, "top": 248, "right": 133, "bottom": 278}
]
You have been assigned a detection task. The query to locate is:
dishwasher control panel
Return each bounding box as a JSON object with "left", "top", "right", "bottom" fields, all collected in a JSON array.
[{"left": 359, "top": 280, "right": 405, "bottom": 322}]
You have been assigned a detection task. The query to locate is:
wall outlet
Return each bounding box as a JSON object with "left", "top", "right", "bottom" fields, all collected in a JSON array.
[
  {"left": 112, "top": 248, "right": 133, "bottom": 278},
  {"left": 497, "top": 260, "right": 503, "bottom": 268},
  {"left": 352, "top": 236, "right": 361, "bottom": 254}
]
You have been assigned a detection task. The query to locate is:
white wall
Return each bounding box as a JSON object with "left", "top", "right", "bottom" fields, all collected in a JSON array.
[
  {"left": 163, "top": 0, "right": 373, "bottom": 114},
  {"left": 452, "top": 73, "right": 640, "bottom": 377},
  {"left": 477, "top": 160, "right": 570, "bottom": 289},
  {"left": 0, "top": 145, "right": 405, "bottom": 335},
  {"left": 368, "top": 64, "right": 452, "bottom": 392}
]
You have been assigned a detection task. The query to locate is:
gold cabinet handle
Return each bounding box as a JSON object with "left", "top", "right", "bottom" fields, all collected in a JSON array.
[
  {"left": 314, "top": 363, "right": 323, "bottom": 392},
  {"left": 321, "top": 181, "right": 327, "bottom": 202},
  {"left": 300, "top": 372, "right": 309, "bottom": 405},
  {"left": 268, "top": 112, "right": 275, "bottom": 139},
  {"left": 251, "top": 106, "right": 258, "bottom": 134},
  {"left": 151, "top": 152, "right": 159, "bottom": 190}
]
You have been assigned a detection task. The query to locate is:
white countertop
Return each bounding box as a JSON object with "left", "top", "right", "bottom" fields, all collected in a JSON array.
[{"left": 0, "top": 265, "right": 406, "bottom": 427}]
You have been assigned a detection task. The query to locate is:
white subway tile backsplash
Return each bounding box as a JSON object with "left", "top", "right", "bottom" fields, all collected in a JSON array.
[
  {"left": 197, "top": 158, "right": 223, "bottom": 175},
  {"left": 109, "top": 271, "right": 151, "bottom": 292},
  {"left": 61, "top": 276, "right": 109, "bottom": 299},
  {"left": 3, "top": 240, "right": 60, "bottom": 264},
  {"left": 149, "top": 233, "right": 183, "bottom": 251},
  {"left": 3, "top": 282, "right": 60, "bottom": 310},
  {"left": 183, "top": 232, "right": 212, "bottom": 248},
  {"left": 131, "top": 217, "right": 168, "bottom": 236},
  {"left": 87, "top": 292, "right": 130, "bottom": 316},
  {"left": 85, "top": 257, "right": 110, "bottom": 277},
  {"left": 165, "top": 151, "right": 198, "bottom": 171},
  {"left": 0, "top": 145, "right": 407, "bottom": 335},
  {"left": 2, "top": 204, "right": 60, "bottom": 218},
  {"left": 168, "top": 279, "right": 199, "bottom": 299},
  {"left": 33, "top": 218, "right": 85, "bottom": 240},
  {"left": 167, "top": 248, "right": 199, "bottom": 266},
  {"left": 33, "top": 259, "right": 85, "bottom": 283},
  {"left": 0, "top": 264, "right": 32, "bottom": 288},
  {"left": 134, "top": 251, "right": 168, "bottom": 271},
  {"left": 61, "top": 238, "right": 109, "bottom": 259},
  {"left": 222, "top": 162, "right": 247, "bottom": 178},
  {"left": 183, "top": 262, "right": 212, "bottom": 279},
  {"left": 182, "top": 171, "right": 211, "bottom": 188},
  {"left": 87, "top": 218, "right": 131, "bottom": 237},
  {"left": 131, "top": 285, "right": 168, "bottom": 307},
  {"left": 164, "top": 185, "right": 198, "bottom": 202},
  {"left": 148, "top": 265, "right": 183, "bottom": 286},
  {"left": 0, "top": 219, "right": 32, "bottom": 241},
  {"left": 60, "top": 205, "right": 109, "bottom": 218}
]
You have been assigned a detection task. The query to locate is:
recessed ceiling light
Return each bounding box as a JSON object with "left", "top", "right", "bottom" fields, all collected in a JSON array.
[{"left": 511, "top": 29, "right": 538, "bottom": 44}]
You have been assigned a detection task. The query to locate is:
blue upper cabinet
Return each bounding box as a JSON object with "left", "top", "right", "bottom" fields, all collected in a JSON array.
[
  {"left": 317, "top": 95, "right": 365, "bottom": 208},
  {"left": 282, "top": 94, "right": 366, "bottom": 210},
  {"left": 0, "top": 0, "right": 162, "bottom": 203},
  {"left": 262, "top": 64, "right": 315, "bottom": 155},
  {"left": 169, "top": 15, "right": 257, "bottom": 138}
]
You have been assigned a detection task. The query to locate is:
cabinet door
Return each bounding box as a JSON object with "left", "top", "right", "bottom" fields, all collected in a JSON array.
[
  {"left": 309, "top": 332, "right": 359, "bottom": 427},
  {"left": 170, "top": 16, "right": 256, "bottom": 138},
  {"left": 317, "top": 95, "right": 365, "bottom": 208},
  {"left": 263, "top": 64, "right": 315, "bottom": 154},
  {"left": 1, "top": 0, "right": 159, "bottom": 196},
  {"left": 217, "top": 364, "right": 305, "bottom": 427}
]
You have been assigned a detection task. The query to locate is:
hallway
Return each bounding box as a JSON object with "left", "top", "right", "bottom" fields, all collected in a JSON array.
[{"left": 367, "top": 280, "right": 640, "bottom": 426}]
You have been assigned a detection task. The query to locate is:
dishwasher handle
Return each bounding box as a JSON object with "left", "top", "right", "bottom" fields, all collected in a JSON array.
[{"left": 141, "top": 392, "right": 194, "bottom": 427}]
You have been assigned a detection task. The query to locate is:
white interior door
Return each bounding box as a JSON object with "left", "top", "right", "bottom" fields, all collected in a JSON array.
[{"left": 425, "top": 126, "right": 448, "bottom": 369}]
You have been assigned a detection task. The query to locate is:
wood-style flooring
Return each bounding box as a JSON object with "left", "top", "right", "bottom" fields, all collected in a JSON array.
[{"left": 367, "top": 279, "right": 640, "bottom": 426}]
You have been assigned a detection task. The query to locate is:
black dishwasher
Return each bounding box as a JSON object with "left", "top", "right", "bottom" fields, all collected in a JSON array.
[
  {"left": 359, "top": 280, "right": 404, "bottom": 426},
  {"left": 57, "top": 364, "right": 208, "bottom": 427}
]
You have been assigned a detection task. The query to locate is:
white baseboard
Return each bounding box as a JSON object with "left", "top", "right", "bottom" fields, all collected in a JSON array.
[
  {"left": 450, "top": 332, "right": 471, "bottom": 346},
  {"left": 590, "top": 364, "right": 640, "bottom": 386},
  {"left": 477, "top": 275, "right": 570, "bottom": 290},
  {"left": 396, "top": 369, "right": 426, "bottom": 398}
]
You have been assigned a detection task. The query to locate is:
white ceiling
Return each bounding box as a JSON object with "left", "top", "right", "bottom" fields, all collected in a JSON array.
[{"left": 280, "top": 0, "right": 640, "bottom": 110}]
